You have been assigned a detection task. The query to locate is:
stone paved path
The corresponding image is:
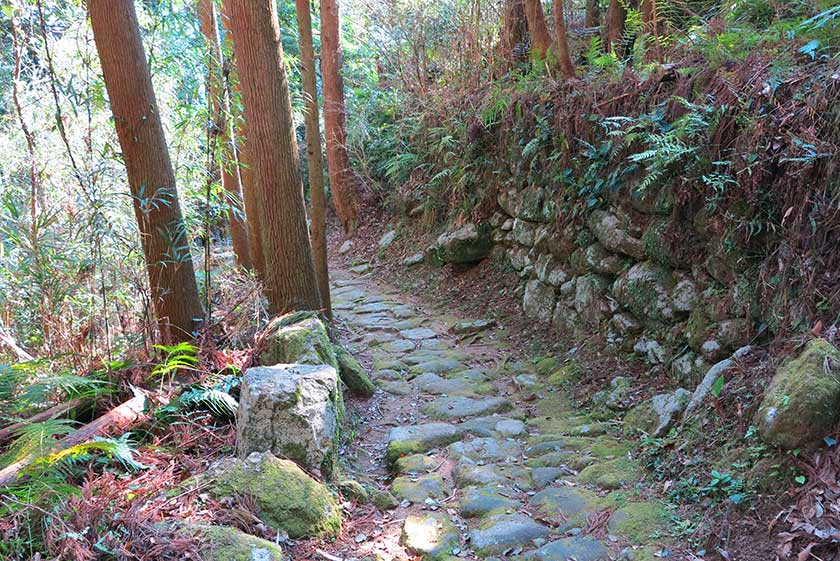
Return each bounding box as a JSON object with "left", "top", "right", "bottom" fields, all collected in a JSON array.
[{"left": 328, "top": 268, "right": 669, "bottom": 561}]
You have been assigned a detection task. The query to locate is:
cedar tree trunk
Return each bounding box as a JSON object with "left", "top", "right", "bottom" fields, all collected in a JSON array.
[
  {"left": 197, "top": 0, "right": 251, "bottom": 270},
  {"left": 295, "top": 0, "right": 332, "bottom": 317},
  {"left": 223, "top": 0, "right": 321, "bottom": 314},
  {"left": 89, "top": 0, "right": 202, "bottom": 343}
]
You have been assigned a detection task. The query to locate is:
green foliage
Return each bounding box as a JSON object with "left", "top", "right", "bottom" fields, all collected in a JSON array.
[{"left": 149, "top": 342, "right": 200, "bottom": 384}]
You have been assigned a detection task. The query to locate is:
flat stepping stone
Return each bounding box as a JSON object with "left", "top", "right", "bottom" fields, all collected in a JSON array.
[
  {"left": 392, "top": 306, "right": 418, "bottom": 319},
  {"left": 412, "top": 373, "right": 483, "bottom": 396},
  {"left": 496, "top": 419, "right": 527, "bottom": 437},
  {"left": 402, "top": 253, "right": 425, "bottom": 267},
  {"left": 381, "top": 339, "right": 416, "bottom": 353},
  {"left": 400, "top": 327, "right": 438, "bottom": 340},
  {"left": 392, "top": 474, "right": 450, "bottom": 503},
  {"left": 461, "top": 415, "right": 519, "bottom": 438},
  {"left": 332, "top": 288, "right": 366, "bottom": 301},
  {"left": 469, "top": 513, "right": 550, "bottom": 556},
  {"left": 420, "top": 338, "right": 448, "bottom": 350},
  {"left": 395, "top": 454, "right": 439, "bottom": 474},
  {"left": 374, "top": 369, "right": 403, "bottom": 381},
  {"left": 349, "top": 263, "right": 372, "bottom": 275},
  {"left": 401, "top": 512, "right": 459, "bottom": 560},
  {"left": 453, "top": 460, "right": 532, "bottom": 489},
  {"left": 423, "top": 396, "right": 511, "bottom": 420},
  {"left": 531, "top": 467, "right": 565, "bottom": 489},
  {"left": 450, "top": 319, "right": 496, "bottom": 335},
  {"left": 524, "top": 440, "right": 566, "bottom": 457},
  {"left": 393, "top": 318, "right": 424, "bottom": 330},
  {"left": 354, "top": 314, "right": 398, "bottom": 330},
  {"left": 576, "top": 458, "right": 643, "bottom": 490},
  {"left": 460, "top": 487, "right": 521, "bottom": 518},
  {"left": 453, "top": 368, "right": 492, "bottom": 382},
  {"left": 377, "top": 380, "right": 412, "bottom": 396},
  {"left": 354, "top": 302, "right": 393, "bottom": 314},
  {"left": 447, "top": 437, "right": 522, "bottom": 462},
  {"left": 522, "top": 537, "right": 610, "bottom": 561},
  {"left": 530, "top": 487, "right": 600, "bottom": 519},
  {"left": 408, "top": 358, "right": 466, "bottom": 376},
  {"left": 387, "top": 423, "right": 463, "bottom": 465}
]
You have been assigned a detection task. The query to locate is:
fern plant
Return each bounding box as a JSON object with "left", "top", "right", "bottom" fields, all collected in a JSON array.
[{"left": 148, "top": 342, "right": 200, "bottom": 388}]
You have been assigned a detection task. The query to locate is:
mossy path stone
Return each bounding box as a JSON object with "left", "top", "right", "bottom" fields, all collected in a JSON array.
[
  {"left": 412, "top": 372, "right": 485, "bottom": 395},
  {"left": 522, "top": 537, "right": 610, "bottom": 561},
  {"left": 387, "top": 423, "right": 463, "bottom": 465},
  {"left": 460, "top": 486, "right": 521, "bottom": 518},
  {"left": 392, "top": 474, "right": 451, "bottom": 503},
  {"left": 469, "top": 514, "right": 550, "bottom": 555},
  {"left": 530, "top": 486, "right": 601, "bottom": 519},
  {"left": 422, "top": 396, "right": 512, "bottom": 419},
  {"left": 447, "top": 437, "right": 522, "bottom": 462},
  {"left": 401, "top": 512, "right": 460, "bottom": 560}
]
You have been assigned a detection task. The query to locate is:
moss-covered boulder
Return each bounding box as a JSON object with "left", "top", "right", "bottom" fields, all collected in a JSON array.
[
  {"left": 755, "top": 339, "right": 840, "bottom": 449},
  {"left": 335, "top": 346, "right": 375, "bottom": 397},
  {"left": 259, "top": 314, "right": 337, "bottom": 368},
  {"left": 613, "top": 261, "right": 676, "bottom": 325},
  {"left": 435, "top": 223, "right": 493, "bottom": 264},
  {"left": 180, "top": 525, "right": 285, "bottom": 561},
  {"left": 401, "top": 512, "right": 460, "bottom": 560},
  {"left": 587, "top": 209, "right": 645, "bottom": 260},
  {"left": 204, "top": 452, "right": 341, "bottom": 539},
  {"left": 236, "top": 363, "right": 342, "bottom": 477}
]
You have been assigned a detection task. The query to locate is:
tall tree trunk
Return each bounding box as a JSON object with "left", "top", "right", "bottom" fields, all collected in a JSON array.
[
  {"left": 640, "top": 0, "right": 662, "bottom": 60},
  {"left": 223, "top": 0, "right": 321, "bottom": 314},
  {"left": 295, "top": 0, "right": 332, "bottom": 318},
  {"left": 524, "top": 0, "right": 553, "bottom": 61},
  {"left": 198, "top": 0, "right": 251, "bottom": 270},
  {"left": 320, "top": 0, "right": 362, "bottom": 234},
  {"left": 605, "top": 0, "right": 626, "bottom": 54},
  {"left": 584, "top": 0, "right": 600, "bottom": 28},
  {"left": 88, "top": 0, "right": 202, "bottom": 343},
  {"left": 219, "top": 5, "right": 266, "bottom": 280},
  {"left": 501, "top": 0, "right": 527, "bottom": 64},
  {"left": 552, "top": 0, "right": 576, "bottom": 78}
]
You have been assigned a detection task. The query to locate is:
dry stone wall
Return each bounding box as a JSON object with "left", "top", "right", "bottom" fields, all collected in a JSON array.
[{"left": 485, "top": 183, "right": 756, "bottom": 385}]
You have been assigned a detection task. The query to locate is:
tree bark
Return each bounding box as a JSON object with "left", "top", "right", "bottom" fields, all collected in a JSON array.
[
  {"left": 640, "top": 0, "right": 662, "bottom": 60},
  {"left": 524, "top": 0, "right": 553, "bottom": 61},
  {"left": 320, "top": 0, "right": 362, "bottom": 233},
  {"left": 295, "top": 0, "right": 332, "bottom": 318},
  {"left": 501, "top": 0, "right": 527, "bottom": 64},
  {"left": 584, "top": 0, "right": 600, "bottom": 28},
  {"left": 219, "top": 5, "right": 266, "bottom": 280},
  {"left": 223, "top": 0, "right": 321, "bottom": 314},
  {"left": 198, "top": 0, "right": 251, "bottom": 270},
  {"left": 552, "top": 0, "right": 576, "bottom": 78},
  {"left": 89, "top": 0, "right": 202, "bottom": 343},
  {"left": 605, "top": 0, "right": 626, "bottom": 54}
]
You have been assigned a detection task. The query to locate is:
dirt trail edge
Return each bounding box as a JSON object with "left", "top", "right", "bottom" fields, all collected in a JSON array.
[{"left": 315, "top": 266, "right": 672, "bottom": 561}]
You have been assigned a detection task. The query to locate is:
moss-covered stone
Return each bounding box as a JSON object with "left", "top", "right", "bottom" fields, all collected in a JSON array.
[
  {"left": 622, "top": 402, "right": 658, "bottom": 435},
  {"left": 338, "top": 479, "right": 369, "bottom": 503},
  {"left": 204, "top": 452, "right": 341, "bottom": 539},
  {"left": 641, "top": 218, "right": 687, "bottom": 268},
  {"left": 371, "top": 489, "right": 400, "bottom": 510},
  {"left": 613, "top": 261, "right": 676, "bottom": 325},
  {"left": 259, "top": 315, "right": 337, "bottom": 368},
  {"left": 401, "top": 513, "right": 460, "bottom": 560},
  {"left": 186, "top": 525, "right": 285, "bottom": 561},
  {"left": 607, "top": 501, "right": 668, "bottom": 544},
  {"left": 576, "top": 458, "right": 643, "bottom": 490},
  {"left": 335, "top": 346, "right": 375, "bottom": 397},
  {"left": 755, "top": 339, "right": 840, "bottom": 449}
]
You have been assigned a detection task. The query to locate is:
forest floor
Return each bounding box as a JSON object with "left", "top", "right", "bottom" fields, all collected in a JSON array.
[{"left": 293, "top": 223, "right": 783, "bottom": 561}]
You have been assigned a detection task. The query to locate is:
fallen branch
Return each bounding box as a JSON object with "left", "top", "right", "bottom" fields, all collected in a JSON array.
[
  {"left": 0, "top": 389, "right": 146, "bottom": 487},
  {"left": 0, "top": 398, "right": 89, "bottom": 445},
  {"left": 0, "top": 321, "right": 34, "bottom": 362}
]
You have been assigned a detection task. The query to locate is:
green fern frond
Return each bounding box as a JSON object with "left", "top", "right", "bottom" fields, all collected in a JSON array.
[{"left": 1, "top": 418, "right": 77, "bottom": 468}]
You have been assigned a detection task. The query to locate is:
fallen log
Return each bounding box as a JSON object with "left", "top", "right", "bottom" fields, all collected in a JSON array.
[
  {"left": 0, "top": 389, "right": 146, "bottom": 488},
  {"left": 0, "top": 398, "right": 89, "bottom": 445}
]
